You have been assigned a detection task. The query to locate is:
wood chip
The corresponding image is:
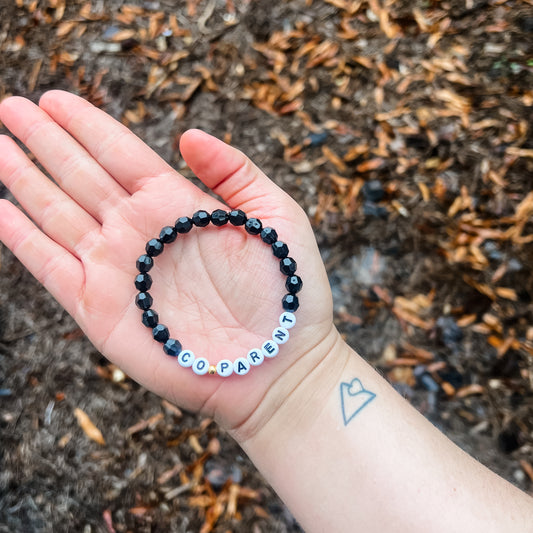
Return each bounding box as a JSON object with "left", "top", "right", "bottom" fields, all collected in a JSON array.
[
  {"left": 456, "top": 384, "right": 485, "bottom": 398},
  {"left": 322, "top": 145, "right": 347, "bottom": 172},
  {"left": 157, "top": 462, "right": 184, "bottom": 485},
  {"left": 74, "top": 408, "right": 105, "bottom": 445},
  {"left": 356, "top": 158, "right": 384, "bottom": 173},
  {"left": 441, "top": 381, "right": 456, "bottom": 396},
  {"left": 161, "top": 399, "right": 183, "bottom": 418},
  {"left": 392, "top": 307, "right": 434, "bottom": 330},
  {"left": 56, "top": 20, "right": 78, "bottom": 38},
  {"left": 456, "top": 314, "right": 477, "bottom": 327},
  {"left": 126, "top": 412, "right": 164, "bottom": 436},
  {"left": 110, "top": 29, "right": 137, "bottom": 42},
  {"left": 189, "top": 434, "right": 204, "bottom": 454},
  {"left": 506, "top": 147, "right": 533, "bottom": 159},
  {"left": 520, "top": 460, "right": 533, "bottom": 483},
  {"left": 58, "top": 432, "right": 72, "bottom": 449},
  {"left": 27, "top": 58, "right": 43, "bottom": 92},
  {"left": 495, "top": 287, "right": 518, "bottom": 301},
  {"left": 401, "top": 341, "right": 434, "bottom": 362}
]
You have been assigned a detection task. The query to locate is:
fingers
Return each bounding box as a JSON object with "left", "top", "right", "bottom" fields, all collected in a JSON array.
[
  {"left": 0, "top": 96, "right": 130, "bottom": 223},
  {"left": 0, "top": 135, "right": 100, "bottom": 257},
  {"left": 38, "top": 90, "right": 178, "bottom": 193},
  {"left": 179, "top": 129, "right": 293, "bottom": 217},
  {"left": 0, "top": 200, "right": 83, "bottom": 318}
]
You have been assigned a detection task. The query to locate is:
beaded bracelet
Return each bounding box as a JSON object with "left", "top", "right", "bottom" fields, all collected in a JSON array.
[{"left": 134, "top": 209, "right": 302, "bottom": 377}]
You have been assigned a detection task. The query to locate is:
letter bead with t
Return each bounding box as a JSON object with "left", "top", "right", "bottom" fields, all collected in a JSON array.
[{"left": 279, "top": 312, "right": 296, "bottom": 329}]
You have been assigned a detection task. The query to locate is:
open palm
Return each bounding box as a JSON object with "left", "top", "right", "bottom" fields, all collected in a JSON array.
[{"left": 0, "top": 91, "right": 335, "bottom": 434}]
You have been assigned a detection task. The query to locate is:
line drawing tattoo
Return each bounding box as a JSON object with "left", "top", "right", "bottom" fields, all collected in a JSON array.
[{"left": 340, "top": 378, "right": 376, "bottom": 426}]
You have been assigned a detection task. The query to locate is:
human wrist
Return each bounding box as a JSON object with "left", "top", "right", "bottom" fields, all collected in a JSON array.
[
  {"left": 228, "top": 323, "right": 351, "bottom": 446},
  {"left": 232, "top": 331, "right": 533, "bottom": 533}
]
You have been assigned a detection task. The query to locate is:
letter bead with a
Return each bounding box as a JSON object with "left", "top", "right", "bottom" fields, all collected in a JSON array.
[{"left": 234, "top": 357, "right": 251, "bottom": 375}]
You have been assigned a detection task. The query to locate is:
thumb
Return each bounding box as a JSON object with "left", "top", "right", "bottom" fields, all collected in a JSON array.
[{"left": 179, "top": 129, "right": 292, "bottom": 217}]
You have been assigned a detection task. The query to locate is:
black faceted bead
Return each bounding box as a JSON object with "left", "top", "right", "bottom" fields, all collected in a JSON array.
[
  {"left": 245, "top": 218, "right": 262, "bottom": 235},
  {"left": 159, "top": 225, "right": 177, "bottom": 243},
  {"left": 135, "top": 292, "right": 153, "bottom": 310},
  {"left": 163, "top": 338, "right": 182, "bottom": 356},
  {"left": 136, "top": 254, "right": 154, "bottom": 273},
  {"left": 192, "top": 210, "right": 210, "bottom": 227},
  {"left": 272, "top": 241, "right": 289, "bottom": 259},
  {"left": 282, "top": 293, "right": 299, "bottom": 312},
  {"left": 134, "top": 273, "right": 152, "bottom": 292},
  {"left": 175, "top": 216, "right": 193, "bottom": 234},
  {"left": 286, "top": 275, "right": 303, "bottom": 294},
  {"left": 280, "top": 257, "right": 297, "bottom": 275},
  {"left": 152, "top": 324, "right": 170, "bottom": 343},
  {"left": 145, "top": 238, "right": 164, "bottom": 257},
  {"left": 260, "top": 227, "right": 278, "bottom": 244},
  {"left": 142, "top": 309, "right": 159, "bottom": 328},
  {"left": 229, "top": 209, "right": 247, "bottom": 226},
  {"left": 211, "top": 209, "right": 229, "bottom": 226}
]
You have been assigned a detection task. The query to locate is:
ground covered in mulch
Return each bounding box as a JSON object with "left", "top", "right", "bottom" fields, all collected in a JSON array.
[{"left": 1, "top": 0, "right": 533, "bottom": 531}]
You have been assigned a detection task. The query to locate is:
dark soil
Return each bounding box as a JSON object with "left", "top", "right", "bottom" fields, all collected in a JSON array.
[{"left": 1, "top": 0, "right": 533, "bottom": 531}]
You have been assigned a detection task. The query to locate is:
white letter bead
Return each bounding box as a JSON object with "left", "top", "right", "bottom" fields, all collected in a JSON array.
[
  {"left": 216, "top": 359, "right": 234, "bottom": 377},
  {"left": 178, "top": 350, "right": 195, "bottom": 368},
  {"left": 272, "top": 327, "right": 289, "bottom": 344},
  {"left": 192, "top": 357, "right": 209, "bottom": 375},
  {"left": 247, "top": 349, "right": 264, "bottom": 367},
  {"left": 262, "top": 340, "right": 279, "bottom": 358},
  {"left": 279, "top": 312, "right": 296, "bottom": 329},
  {"left": 234, "top": 357, "right": 251, "bottom": 375}
]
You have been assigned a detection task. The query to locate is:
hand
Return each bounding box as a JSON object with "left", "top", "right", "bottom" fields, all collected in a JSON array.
[{"left": 0, "top": 91, "right": 338, "bottom": 436}]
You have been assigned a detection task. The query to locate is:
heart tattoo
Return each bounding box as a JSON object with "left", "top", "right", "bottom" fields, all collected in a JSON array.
[{"left": 340, "top": 378, "right": 376, "bottom": 426}]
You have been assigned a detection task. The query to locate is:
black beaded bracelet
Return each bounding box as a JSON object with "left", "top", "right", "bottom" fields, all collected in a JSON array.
[{"left": 134, "top": 209, "right": 302, "bottom": 377}]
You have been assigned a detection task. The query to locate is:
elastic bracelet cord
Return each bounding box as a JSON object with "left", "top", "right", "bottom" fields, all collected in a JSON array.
[{"left": 134, "top": 209, "right": 302, "bottom": 377}]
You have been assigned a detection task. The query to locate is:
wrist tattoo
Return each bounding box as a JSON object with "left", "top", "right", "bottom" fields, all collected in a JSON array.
[{"left": 340, "top": 378, "right": 376, "bottom": 426}]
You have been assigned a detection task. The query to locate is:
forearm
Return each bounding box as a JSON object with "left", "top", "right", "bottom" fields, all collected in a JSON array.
[{"left": 234, "top": 332, "right": 533, "bottom": 533}]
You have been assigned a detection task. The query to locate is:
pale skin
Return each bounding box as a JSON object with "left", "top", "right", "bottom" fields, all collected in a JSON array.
[{"left": 0, "top": 91, "right": 531, "bottom": 532}]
